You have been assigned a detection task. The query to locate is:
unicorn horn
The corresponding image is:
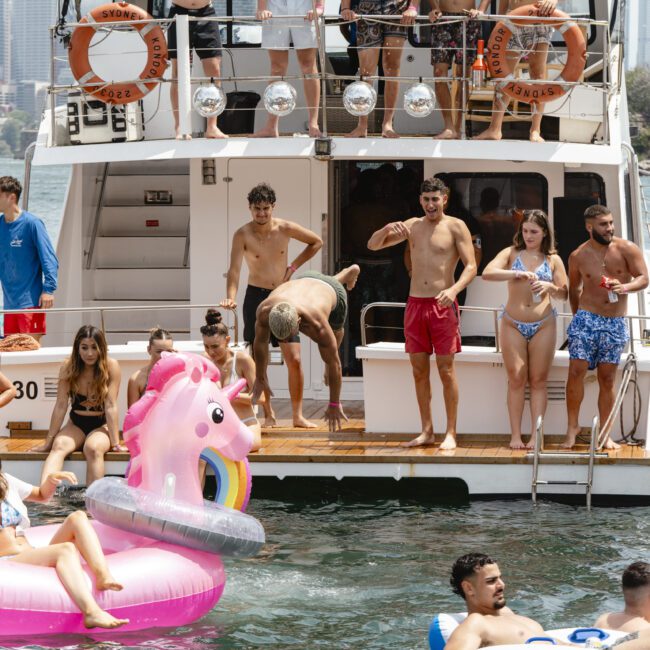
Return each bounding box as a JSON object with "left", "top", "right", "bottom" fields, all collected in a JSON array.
[{"left": 224, "top": 377, "right": 247, "bottom": 402}]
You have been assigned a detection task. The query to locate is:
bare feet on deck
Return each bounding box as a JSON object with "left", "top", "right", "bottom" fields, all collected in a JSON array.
[
  {"left": 382, "top": 124, "right": 399, "bottom": 138},
  {"left": 308, "top": 124, "right": 323, "bottom": 137},
  {"left": 434, "top": 128, "right": 458, "bottom": 140},
  {"left": 474, "top": 128, "right": 502, "bottom": 141},
  {"left": 509, "top": 435, "right": 527, "bottom": 450},
  {"left": 293, "top": 415, "right": 318, "bottom": 429},
  {"left": 346, "top": 125, "right": 368, "bottom": 138},
  {"left": 263, "top": 415, "right": 278, "bottom": 428},
  {"left": 601, "top": 436, "right": 621, "bottom": 450},
  {"left": 439, "top": 432, "right": 457, "bottom": 450},
  {"left": 95, "top": 573, "right": 123, "bottom": 592},
  {"left": 529, "top": 130, "right": 545, "bottom": 143},
  {"left": 206, "top": 126, "right": 228, "bottom": 139},
  {"left": 84, "top": 609, "right": 129, "bottom": 629},
  {"left": 561, "top": 426, "right": 582, "bottom": 449},
  {"left": 175, "top": 130, "right": 192, "bottom": 140},
  {"left": 401, "top": 432, "right": 436, "bottom": 448},
  {"left": 253, "top": 125, "right": 279, "bottom": 138},
  {"left": 525, "top": 436, "right": 537, "bottom": 450}
]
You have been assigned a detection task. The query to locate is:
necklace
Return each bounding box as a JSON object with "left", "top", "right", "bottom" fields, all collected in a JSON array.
[{"left": 586, "top": 242, "right": 609, "bottom": 271}]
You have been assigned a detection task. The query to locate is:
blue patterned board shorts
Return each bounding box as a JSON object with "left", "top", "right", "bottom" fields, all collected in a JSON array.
[
  {"left": 568, "top": 309, "right": 629, "bottom": 370},
  {"left": 356, "top": 0, "right": 409, "bottom": 49}
]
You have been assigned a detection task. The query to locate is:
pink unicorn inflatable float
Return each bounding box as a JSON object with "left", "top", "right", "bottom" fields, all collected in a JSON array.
[{"left": 0, "top": 352, "right": 264, "bottom": 637}]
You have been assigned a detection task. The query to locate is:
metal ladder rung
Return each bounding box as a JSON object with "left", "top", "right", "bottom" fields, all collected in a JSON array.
[{"left": 531, "top": 415, "right": 598, "bottom": 508}]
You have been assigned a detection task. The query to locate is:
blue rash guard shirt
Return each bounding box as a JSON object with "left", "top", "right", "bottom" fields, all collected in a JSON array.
[{"left": 0, "top": 211, "right": 59, "bottom": 310}]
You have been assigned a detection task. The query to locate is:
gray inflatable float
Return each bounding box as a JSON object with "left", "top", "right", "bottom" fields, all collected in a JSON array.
[{"left": 86, "top": 477, "right": 265, "bottom": 557}]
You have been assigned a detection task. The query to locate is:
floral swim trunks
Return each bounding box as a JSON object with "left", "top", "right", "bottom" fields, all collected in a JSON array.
[
  {"left": 430, "top": 13, "right": 481, "bottom": 66},
  {"left": 567, "top": 309, "right": 629, "bottom": 370},
  {"left": 356, "top": 0, "right": 409, "bottom": 49}
]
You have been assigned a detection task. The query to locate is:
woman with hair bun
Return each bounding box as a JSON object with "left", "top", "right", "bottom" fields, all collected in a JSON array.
[
  {"left": 32, "top": 325, "right": 122, "bottom": 485},
  {"left": 127, "top": 327, "right": 175, "bottom": 407},
  {"left": 482, "top": 210, "right": 568, "bottom": 449},
  {"left": 201, "top": 309, "right": 262, "bottom": 451}
]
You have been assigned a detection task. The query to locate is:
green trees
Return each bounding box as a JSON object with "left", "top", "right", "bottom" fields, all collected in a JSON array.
[
  {"left": 627, "top": 67, "right": 650, "bottom": 160},
  {"left": 0, "top": 110, "right": 33, "bottom": 157}
]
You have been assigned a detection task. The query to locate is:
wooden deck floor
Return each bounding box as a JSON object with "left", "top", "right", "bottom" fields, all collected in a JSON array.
[{"left": 3, "top": 400, "right": 649, "bottom": 466}]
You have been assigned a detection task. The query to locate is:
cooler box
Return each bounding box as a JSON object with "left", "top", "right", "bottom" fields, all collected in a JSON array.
[{"left": 67, "top": 91, "right": 144, "bottom": 144}]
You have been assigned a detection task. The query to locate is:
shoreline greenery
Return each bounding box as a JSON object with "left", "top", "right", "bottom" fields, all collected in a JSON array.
[
  {"left": 0, "top": 110, "right": 36, "bottom": 158},
  {"left": 627, "top": 67, "right": 650, "bottom": 161}
]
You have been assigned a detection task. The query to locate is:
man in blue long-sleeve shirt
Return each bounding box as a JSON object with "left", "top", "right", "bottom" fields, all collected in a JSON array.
[{"left": 0, "top": 176, "right": 58, "bottom": 341}]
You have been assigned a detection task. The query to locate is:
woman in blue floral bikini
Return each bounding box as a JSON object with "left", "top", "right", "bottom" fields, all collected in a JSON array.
[{"left": 483, "top": 210, "right": 568, "bottom": 449}]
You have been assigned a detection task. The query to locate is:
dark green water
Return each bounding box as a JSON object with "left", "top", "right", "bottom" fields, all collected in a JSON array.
[{"left": 3, "top": 487, "right": 649, "bottom": 650}]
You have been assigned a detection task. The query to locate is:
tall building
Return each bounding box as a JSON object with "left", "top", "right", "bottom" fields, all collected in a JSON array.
[{"left": 626, "top": 1, "right": 650, "bottom": 70}]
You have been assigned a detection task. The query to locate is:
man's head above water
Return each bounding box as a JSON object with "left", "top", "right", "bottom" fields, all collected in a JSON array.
[{"left": 450, "top": 553, "right": 506, "bottom": 613}]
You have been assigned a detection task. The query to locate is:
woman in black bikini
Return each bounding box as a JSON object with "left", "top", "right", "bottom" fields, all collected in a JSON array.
[{"left": 33, "top": 326, "right": 123, "bottom": 485}]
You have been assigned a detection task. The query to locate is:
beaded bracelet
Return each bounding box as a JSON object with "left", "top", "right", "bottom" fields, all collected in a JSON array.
[
  {"left": 289, "top": 263, "right": 298, "bottom": 273},
  {"left": 328, "top": 402, "right": 341, "bottom": 408}
]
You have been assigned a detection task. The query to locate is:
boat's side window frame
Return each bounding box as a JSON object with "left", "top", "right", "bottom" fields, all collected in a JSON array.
[{"left": 563, "top": 172, "right": 606, "bottom": 205}]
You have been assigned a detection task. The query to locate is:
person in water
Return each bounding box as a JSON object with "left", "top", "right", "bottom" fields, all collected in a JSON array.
[
  {"left": 201, "top": 309, "right": 262, "bottom": 452},
  {"left": 0, "top": 466, "right": 128, "bottom": 629},
  {"left": 595, "top": 562, "right": 650, "bottom": 633},
  {"left": 482, "top": 210, "right": 567, "bottom": 449},
  {"left": 33, "top": 325, "right": 123, "bottom": 485},
  {"left": 445, "top": 553, "right": 546, "bottom": 649},
  {"left": 127, "top": 327, "right": 175, "bottom": 407}
]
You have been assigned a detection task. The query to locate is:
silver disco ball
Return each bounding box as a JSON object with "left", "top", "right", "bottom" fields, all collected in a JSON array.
[
  {"left": 343, "top": 81, "right": 377, "bottom": 117},
  {"left": 192, "top": 86, "right": 227, "bottom": 117},
  {"left": 263, "top": 81, "right": 297, "bottom": 117},
  {"left": 403, "top": 83, "right": 436, "bottom": 118}
]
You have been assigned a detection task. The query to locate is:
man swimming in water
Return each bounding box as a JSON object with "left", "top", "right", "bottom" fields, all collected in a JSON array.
[{"left": 445, "top": 553, "right": 546, "bottom": 649}]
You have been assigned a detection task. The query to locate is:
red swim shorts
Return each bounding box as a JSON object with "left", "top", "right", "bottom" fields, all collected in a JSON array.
[
  {"left": 404, "top": 296, "right": 461, "bottom": 356},
  {"left": 4, "top": 309, "right": 46, "bottom": 336}
]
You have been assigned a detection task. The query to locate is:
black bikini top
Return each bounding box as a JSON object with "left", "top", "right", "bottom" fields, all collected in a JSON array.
[{"left": 71, "top": 392, "right": 104, "bottom": 413}]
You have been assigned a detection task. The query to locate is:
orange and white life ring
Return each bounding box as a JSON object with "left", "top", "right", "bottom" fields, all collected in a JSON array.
[
  {"left": 486, "top": 6, "right": 586, "bottom": 105},
  {"left": 68, "top": 1, "right": 168, "bottom": 105}
]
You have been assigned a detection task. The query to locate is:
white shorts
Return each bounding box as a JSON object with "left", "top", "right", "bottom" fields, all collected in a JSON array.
[{"left": 262, "top": 0, "right": 318, "bottom": 50}]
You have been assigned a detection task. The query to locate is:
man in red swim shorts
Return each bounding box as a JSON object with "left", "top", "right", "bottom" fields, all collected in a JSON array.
[{"left": 368, "top": 177, "right": 477, "bottom": 449}]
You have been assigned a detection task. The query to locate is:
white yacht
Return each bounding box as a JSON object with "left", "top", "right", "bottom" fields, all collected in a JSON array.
[{"left": 1, "top": 0, "right": 648, "bottom": 503}]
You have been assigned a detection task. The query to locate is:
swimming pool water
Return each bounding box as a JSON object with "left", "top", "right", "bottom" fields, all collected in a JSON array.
[{"left": 4, "top": 486, "right": 649, "bottom": 650}]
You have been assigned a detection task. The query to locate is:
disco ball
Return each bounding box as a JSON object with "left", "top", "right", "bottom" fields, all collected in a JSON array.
[
  {"left": 403, "top": 83, "right": 436, "bottom": 118},
  {"left": 192, "top": 86, "right": 227, "bottom": 117},
  {"left": 263, "top": 81, "right": 297, "bottom": 117},
  {"left": 343, "top": 81, "right": 377, "bottom": 117}
]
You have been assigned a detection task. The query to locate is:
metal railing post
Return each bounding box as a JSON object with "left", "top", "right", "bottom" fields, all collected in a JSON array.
[
  {"left": 176, "top": 14, "right": 193, "bottom": 139},
  {"left": 22, "top": 143, "right": 37, "bottom": 210},
  {"left": 461, "top": 18, "right": 467, "bottom": 140},
  {"left": 50, "top": 26, "right": 57, "bottom": 148},
  {"left": 312, "top": 0, "right": 328, "bottom": 136},
  {"left": 85, "top": 163, "right": 110, "bottom": 270}
]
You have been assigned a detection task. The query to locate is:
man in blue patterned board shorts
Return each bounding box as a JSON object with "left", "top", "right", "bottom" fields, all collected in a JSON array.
[
  {"left": 429, "top": 0, "right": 490, "bottom": 139},
  {"left": 563, "top": 204, "right": 648, "bottom": 450},
  {"left": 340, "top": 0, "right": 418, "bottom": 137}
]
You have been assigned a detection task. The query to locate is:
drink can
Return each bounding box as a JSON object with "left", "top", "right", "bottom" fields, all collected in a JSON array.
[{"left": 608, "top": 290, "right": 618, "bottom": 303}]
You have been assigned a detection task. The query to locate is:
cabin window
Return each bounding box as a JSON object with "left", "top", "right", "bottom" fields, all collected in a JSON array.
[
  {"left": 563, "top": 172, "right": 606, "bottom": 205},
  {"left": 436, "top": 173, "right": 548, "bottom": 275}
]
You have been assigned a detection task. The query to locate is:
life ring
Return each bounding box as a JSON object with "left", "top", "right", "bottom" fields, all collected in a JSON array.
[
  {"left": 486, "top": 6, "right": 586, "bottom": 105},
  {"left": 68, "top": 1, "right": 168, "bottom": 105}
]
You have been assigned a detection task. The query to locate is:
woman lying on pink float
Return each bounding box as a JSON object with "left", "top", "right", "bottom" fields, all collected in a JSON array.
[{"left": 0, "top": 467, "right": 128, "bottom": 629}]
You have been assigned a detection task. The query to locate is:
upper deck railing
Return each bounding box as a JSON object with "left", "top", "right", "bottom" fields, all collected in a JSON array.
[{"left": 46, "top": 10, "right": 613, "bottom": 146}]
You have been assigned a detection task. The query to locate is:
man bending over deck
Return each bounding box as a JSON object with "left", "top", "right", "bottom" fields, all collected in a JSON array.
[
  {"left": 444, "top": 553, "right": 546, "bottom": 649},
  {"left": 563, "top": 204, "right": 648, "bottom": 449},
  {"left": 220, "top": 183, "right": 322, "bottom": 428},
  {"left": 429, "top": 0, "right": 491, "bottom": 140},
  {"left": 367, "top": 177, "right": 476, "bottom": 449},
  {"left": 474, "top": 0, "right": 559, "bottom": 142},
  {"left": 251, "top": 265, "right": 360, "bottom": 431},
  {"left": 595, "top": 562, "right": 650, "bottom": 633}
]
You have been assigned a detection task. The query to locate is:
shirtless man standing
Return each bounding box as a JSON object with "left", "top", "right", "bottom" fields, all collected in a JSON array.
[
  {"left": 595, "top": 562, "right": 650, "bottom": 633},
  {"left": 220, "top": 183, "right": 323, "bottom": 427},
  {"left": 367, "top": 177, "right": 476, "bottom": 449},
  {"left": 475, "top": 0, "right": 559, "bottom": 142},
  {"left": 168, "top": 0, "right": 227, "bottom": 139},
  {"left": 445, "top": 553, "right": 546, "bottom": 649},
  {"left": 563, "top": 204, "right": 648, "bottom": 449},
  {"left": 429, "top": 0, "right": 491, "bottom": 139},
  {"left": 251, "top": 266, "right": 360, "bottom": 431}
]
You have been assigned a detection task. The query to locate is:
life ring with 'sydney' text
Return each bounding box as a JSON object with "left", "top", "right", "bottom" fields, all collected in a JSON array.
[
  {"left": 486, "top": 6, "right": 586, "bottom": 105},
  {"left": 68, "top": 1, "right": 168, "bottom": 105}
]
